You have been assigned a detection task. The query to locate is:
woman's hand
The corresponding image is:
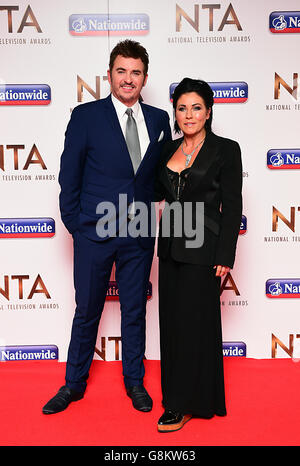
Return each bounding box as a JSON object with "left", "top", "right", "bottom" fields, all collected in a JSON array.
[{"left": 214, "top": 265, "right": 230, "bottom": 276}]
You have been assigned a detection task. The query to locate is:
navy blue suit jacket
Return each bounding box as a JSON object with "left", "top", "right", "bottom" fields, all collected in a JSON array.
[{"left": 58, "top": 94, "right": 172, "bottom": 248}]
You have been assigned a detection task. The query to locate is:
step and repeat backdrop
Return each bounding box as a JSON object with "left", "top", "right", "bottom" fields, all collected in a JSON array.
[{"left": 1, "top": 0, "right": 300, "bottom": 363}]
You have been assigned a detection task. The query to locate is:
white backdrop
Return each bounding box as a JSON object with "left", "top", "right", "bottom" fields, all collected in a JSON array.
[{"left": 1, "top": 0, "right": 300, "bottom": 362}]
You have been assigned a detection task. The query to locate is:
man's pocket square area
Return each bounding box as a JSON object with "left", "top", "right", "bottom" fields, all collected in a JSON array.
[{"left": 158, "top": 131, "right": 164, "bottom": 142}]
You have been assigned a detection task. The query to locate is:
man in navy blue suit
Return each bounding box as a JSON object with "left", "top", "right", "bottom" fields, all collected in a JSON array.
[{"left": 42, "top": 40, "right": 171, "bottom": 414}]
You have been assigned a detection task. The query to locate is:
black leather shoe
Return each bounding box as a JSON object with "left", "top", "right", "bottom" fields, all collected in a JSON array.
[
  {"left": 158, "top": 409, "right": 192, "bottom": 432},
  {"left": 126, "top": 385, "right": 153, "bottom": 412},
  {"left": 42, "top": 385, "right": 84, "bottom": 414}
]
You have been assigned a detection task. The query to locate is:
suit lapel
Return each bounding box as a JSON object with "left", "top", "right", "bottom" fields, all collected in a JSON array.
[
  {"left": 103, "top": 94, "right": 124, "bottom": 145},
  {"left": 103, "top": 95, "right": 135, "bottom": 175},
  {"left": 183, "top": 132, "right": 220, "bottom": 199},
  {"left": 134, "top": 103, "right": 157, "bottom": 175},
  {"left": 141, "top": 103, "right": 156, "bottom": 143},
  {"left": 188, "top": 132, "right": 219, "bottom": 180}
]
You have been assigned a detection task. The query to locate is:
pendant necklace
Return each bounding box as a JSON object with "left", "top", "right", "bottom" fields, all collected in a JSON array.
[{"left": 181, "top": 136, "right": 205, "bottom": 167}]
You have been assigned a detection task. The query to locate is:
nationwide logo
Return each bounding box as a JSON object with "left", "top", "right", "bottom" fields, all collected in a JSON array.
[
  {"left": 239, "top": 215, "right": 247, "bottom": 234},
  {"left": 69, "top": 14, "right": 149, "bottom": 36},
  {"left": 106, "top": 281, "right": 152, "bottom": 300},
  {"left": 269, "top": 11, "right": 300, "bottom": 33},
  {"left": 0, "top": 84, "right": 51, "bottom": 105},
  {"left": 0, "top": 218, "right": 55, "bottom": 238},
  {"left": 222, "top": 342, "right": 246, "bottom": 356},
  {"left": 267, "top": 149, "right": 300, "bottom": 169},
  {"left": 169, "top": 81, "right": 248, "bottom": 103},
  {"left": 0, "top": 345, "right": 58, "bottom": 361},
  {"left": 266, "top": 279, "right": 300, "bottom": 298}
]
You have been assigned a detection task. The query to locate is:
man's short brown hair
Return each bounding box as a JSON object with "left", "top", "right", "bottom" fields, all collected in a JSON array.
[{"left": 109, "top": 39, "right": 149, "bottom": 76}]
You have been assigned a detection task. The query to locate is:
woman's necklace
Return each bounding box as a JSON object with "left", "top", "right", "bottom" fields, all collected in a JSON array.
[{"left": 181, "top": 136, "right": 205, "bottom": 167}]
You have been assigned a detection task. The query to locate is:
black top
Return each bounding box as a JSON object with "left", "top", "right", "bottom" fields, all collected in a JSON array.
[{"left": 166, "top": 167, "right": 191, "bottom": 201}]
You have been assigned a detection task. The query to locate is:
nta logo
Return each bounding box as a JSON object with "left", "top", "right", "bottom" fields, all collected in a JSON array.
[
  {"left": 176, "top": 3, "right": 242, "bottom": 32},
  {"left": 0, "top": 144, "right": 47, "bottom": 171},
  {"left": 0, "top": 274, "right": 51, "bottom": 300},
  {"left": 274, "top": 72, "right": 298, "bottom": 100},
  {"left": 272, "top": 206, "right": 300, "bottom": 233},
  {"left": 0, "top": 5, "right": 42, "bottom": 33},
  {"left": 271, "top": 333, "right": 300, "bottom": 359}
]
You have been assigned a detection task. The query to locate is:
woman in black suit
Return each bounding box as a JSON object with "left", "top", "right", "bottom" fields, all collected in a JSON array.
[{"left": 155, "top": 78, "right": 242, "bottom": 432}]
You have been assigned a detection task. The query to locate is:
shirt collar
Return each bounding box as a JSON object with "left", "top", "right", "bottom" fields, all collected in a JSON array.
[{"left": 111, "top": 93, "right": 140, "bottom": 119}]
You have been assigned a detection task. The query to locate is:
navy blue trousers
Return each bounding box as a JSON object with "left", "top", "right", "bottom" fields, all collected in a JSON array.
[{"left": 65, "top": 231, "right": 154, "bottom": 393}]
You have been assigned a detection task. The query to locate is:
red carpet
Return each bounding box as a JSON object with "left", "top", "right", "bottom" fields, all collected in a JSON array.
[{"left": 0, "top": 358, "right": 299, "bottom": 446}]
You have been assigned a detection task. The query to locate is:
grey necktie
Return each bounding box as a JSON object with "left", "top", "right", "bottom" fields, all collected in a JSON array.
[{"left": 125, "top": 108, "right": 141, "bottom": 174}]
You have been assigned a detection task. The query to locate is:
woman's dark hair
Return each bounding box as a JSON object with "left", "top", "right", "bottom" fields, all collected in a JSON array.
[
  {"left": 172, "top": 77, "right": 214, "bottom": 133},
  {"left": 109, "top": 39, "right": 149, "bottom": 77}
]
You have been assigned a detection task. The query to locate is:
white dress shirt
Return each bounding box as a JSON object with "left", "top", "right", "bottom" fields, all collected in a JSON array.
[
  {"left": 111, "top": 94, "right": 150, "bottom": 159},
  {"left": 111, "top": 94, "right": 150, "bottom": 217}
]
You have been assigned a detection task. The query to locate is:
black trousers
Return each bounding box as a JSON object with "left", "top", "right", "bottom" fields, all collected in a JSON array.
[{"left": 158, "top": 253, "right": 226, "bottom": 418}]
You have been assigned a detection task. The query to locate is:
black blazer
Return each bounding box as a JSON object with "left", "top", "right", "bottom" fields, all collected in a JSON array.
[{"left": 155, "top": 131, "right": 242, "bottom": 268}]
